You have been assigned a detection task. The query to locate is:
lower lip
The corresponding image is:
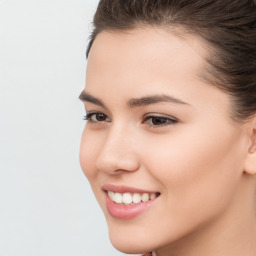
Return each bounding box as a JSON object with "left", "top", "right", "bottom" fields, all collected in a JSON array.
[{"left": 105, "top": 193, "right": 158, "bottom": 219}]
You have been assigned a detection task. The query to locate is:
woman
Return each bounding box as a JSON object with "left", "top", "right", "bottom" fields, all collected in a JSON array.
[{"left": 79, "top": 1, "right": 256, "bottom": 255}]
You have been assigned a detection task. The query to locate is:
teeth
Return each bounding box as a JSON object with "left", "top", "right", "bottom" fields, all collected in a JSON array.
[
  {"left": 113, "top": 192, "right": 122, "bottom": 204},
  {"left": 123, "top": 193, "right": 133, "bottom": 204},
  {"left": 150, "top": 193, "right": 156, "bottom": 200},
  {"left": 132, "top": 193, "right": 141, "bottom": 204},
  {"left": 108, "top": 191, "right": 115, "bottom": 201},
  {"left": 107, "top": 191, "right": 158, "bottom": 205},
  {"left": 141, "top": 193, "right": 149, "bottom": 202}
]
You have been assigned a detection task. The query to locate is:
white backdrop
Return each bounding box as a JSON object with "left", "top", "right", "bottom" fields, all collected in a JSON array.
[{"left": 0, "top": 1, "right": 138, "bottom": 255}]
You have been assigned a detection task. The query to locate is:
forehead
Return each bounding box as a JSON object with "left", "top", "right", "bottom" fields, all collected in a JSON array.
[
  {"left": 86, "top": 28, "right": 212, "bottom": 98},
  {"left": 84, "top": 27, "right": 232, "bottom": 123},
  {"left": 86, "top": 27, "right": 208, "bottom": 86}
]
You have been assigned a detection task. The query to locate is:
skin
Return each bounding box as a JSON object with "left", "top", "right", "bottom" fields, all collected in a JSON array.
[{"left": 79, "top": 28, "right": 256, "bottom": 256}]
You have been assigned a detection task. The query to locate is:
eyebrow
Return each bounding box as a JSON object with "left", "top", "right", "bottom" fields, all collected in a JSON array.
[
  {"left": 79, "top": 91, "right": 190, "bottom": 108},
  {"left": 79, "top": 91, "right": 106, "bottom": 108},
  {"left": 128, "top": 94, "right": 190, "bottom": 107}
]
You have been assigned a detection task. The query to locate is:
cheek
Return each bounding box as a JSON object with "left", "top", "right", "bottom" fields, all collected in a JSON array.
[
  {"left": 141, "top": 124, "right": 246, "bottom": 213},
  {"left": 130, "top": 125, "right": 247, "bottom": 245},
  {"left": 79, "top": 128, "right": 102, "bottom": 181}
]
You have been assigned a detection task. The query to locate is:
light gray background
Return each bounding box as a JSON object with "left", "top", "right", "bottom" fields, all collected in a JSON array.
[{"left": 0, "top": 1, "right": 139, "bottom": 255}]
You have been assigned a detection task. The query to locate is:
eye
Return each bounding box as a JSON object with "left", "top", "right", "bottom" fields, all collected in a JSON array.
[
  {"left": 83, "top": 112, "right": 111, "bottom": 123},
  {"left": 143, "top": 114, "right": 178, "bottom": 127}
]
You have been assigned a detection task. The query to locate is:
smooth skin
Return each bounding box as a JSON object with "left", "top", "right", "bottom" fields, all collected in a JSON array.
[{"left": 80, "top": 28, "right": 256, "bottom": 256}]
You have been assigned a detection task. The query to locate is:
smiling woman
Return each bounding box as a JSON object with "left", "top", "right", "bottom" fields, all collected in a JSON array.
[{"left": 79, "top": 1, "right": 256, "bottom": 256}]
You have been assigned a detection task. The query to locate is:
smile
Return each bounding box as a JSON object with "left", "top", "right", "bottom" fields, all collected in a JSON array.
[
  {"left": 102, "top": 184, "right": 160, "bottom": 219},
  {"left": 107, "top": 191, "right": 159, "bottom": 205}
]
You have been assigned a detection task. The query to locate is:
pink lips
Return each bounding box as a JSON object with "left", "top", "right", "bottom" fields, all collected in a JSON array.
[
  {"left": 102, "top": 184, "right": 158, "bottom": 194},
  {"left": 102, "top": 184, "right": 160, "bottom": 219}
]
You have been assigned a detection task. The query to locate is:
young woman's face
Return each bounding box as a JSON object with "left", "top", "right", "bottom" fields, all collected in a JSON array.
[{"left": 80, "top": 28, "right": 249, "bottom": 254}]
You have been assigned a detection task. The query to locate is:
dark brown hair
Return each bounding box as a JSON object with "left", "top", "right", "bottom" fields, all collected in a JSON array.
[{"left": 87, "top": 0, "right": 256, "bottom": 121}]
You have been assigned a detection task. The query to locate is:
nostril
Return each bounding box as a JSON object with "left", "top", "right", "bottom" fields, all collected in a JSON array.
[
  {"left": 96, "top": 152, "right": 140, "bottom": 174},
  {"left": 95, "top": 133, "right": 140, "bottom": 174}
]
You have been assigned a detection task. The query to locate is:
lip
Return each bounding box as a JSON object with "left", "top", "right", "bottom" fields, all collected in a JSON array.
[
  {"left": 102, "top": 184, "right": 158, "bottom": 194},
  {"left": 102, "top": 184, "right": 160, "bottom": 219}
]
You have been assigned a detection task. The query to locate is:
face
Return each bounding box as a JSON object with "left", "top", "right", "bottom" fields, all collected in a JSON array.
[{"left": 80, "top": 28, "right": 250, "bottom": 254}]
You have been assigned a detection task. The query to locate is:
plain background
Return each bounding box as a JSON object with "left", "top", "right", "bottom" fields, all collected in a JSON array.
[{"left": 0, "top": 0, "right": 139, "bottom": 255}]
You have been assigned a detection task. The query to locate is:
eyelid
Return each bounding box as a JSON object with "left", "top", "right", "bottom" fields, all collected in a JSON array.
[
  {"left": 142, "top": 113, "right": 179, "bottom": 128},
  {"left": 83, "top": 111, "right": 179, "bottom": 129},
  {"left": 83, "top": 111, "right": 111, "bottom": 122},
  {"left": 143, "top": 112, "right": 178, "bottom": 121},
  {"left": 83, "top": 111, "right": 95, "bottom": 120}
]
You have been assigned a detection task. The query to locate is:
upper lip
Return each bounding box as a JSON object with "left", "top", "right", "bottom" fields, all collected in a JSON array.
[{"left": 102, "top": 184, "right": 159, "bottom": 194}]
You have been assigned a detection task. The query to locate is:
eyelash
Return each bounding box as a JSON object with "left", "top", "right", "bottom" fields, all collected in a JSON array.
[
  {"left": 83, "top": 112, "right": 111, "bottom": 123},
  {"left": 83, "top": 112, "right": 178, "bottom": 128},
  {"left": 143, "top": 115, "right": 178, "bottom": 128}
]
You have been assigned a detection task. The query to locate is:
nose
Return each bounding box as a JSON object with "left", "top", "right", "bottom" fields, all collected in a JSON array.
[{"left": 96, "top": 127, "right": 140, "bottom": 175}]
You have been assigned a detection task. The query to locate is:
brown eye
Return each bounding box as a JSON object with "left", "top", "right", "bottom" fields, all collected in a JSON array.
[
  {"left": 84, "top": 112, "right": 111, "bottom": 122},
  {"left": 94, "top": 113, "right": 107, "bottom": 121},
  {"left": 143, "top": 115, "right": 178, "bottom": 127},
  {"left": 151, "top": 116, "right": 169, "bottom": 125}
]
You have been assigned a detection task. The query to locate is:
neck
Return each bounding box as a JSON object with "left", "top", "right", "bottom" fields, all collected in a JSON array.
[{"left": 155, "top": 175, "right": 256, "bottom": 256}]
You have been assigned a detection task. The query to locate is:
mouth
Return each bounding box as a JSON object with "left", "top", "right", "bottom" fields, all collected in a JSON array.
[
  {"left": 107, "top": 190, "right": 160, "bottom": 205},
  {"left": 102, "top": 184, "right": 160, "bottom": 219}
]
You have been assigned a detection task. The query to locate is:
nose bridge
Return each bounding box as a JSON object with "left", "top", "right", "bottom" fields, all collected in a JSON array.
[{"left": 96, "top": 123, "right": 140, "bottom": 174}]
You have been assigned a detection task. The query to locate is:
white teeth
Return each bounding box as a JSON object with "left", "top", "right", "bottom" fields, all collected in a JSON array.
[
  {"left": 141, "top": 193, "right": 149, "bottom": 202},
  {"left": 123, "top": 193, "right": 133, "bottom": 204},
  {"left": 114, "top": 192, "right": 123, "bottom": 204},
  {"left": 132, "top": 193, "right": 141, "bottom": 204},
  {"left": 107, "top": 191, "right": 158, "bottom": 205},
  {"left": 150, "top": 193, "right": 156, "bottom": 200},
  {"left": 108, "top": 191, "right": 115, "bottom": 201}
]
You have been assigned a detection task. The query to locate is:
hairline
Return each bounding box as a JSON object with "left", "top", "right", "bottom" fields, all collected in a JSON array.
[{"left": 86, "top": 24, "right": 247, "bottom": 123}]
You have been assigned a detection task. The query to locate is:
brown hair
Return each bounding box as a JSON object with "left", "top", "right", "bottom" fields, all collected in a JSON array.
[{"left": 86, "top": 0, "right": 256, "bottom": 121}]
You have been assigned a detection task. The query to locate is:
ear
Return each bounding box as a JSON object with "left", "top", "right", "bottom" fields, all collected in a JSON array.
[{"left": 244, "top": 116, "right": 256, "bottom": 175}]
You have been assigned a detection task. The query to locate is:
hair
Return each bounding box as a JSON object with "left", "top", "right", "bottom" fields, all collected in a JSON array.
[{"left": 86, "top": 0, "right": 256, "bottom": 122}]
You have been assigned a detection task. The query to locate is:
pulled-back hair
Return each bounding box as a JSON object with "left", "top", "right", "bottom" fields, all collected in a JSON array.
[{"left": 87, "top": 0, "right": 256, "bottom": 121}]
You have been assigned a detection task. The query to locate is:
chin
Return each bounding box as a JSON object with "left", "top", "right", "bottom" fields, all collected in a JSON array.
[
  {"left": 109, "top": 233, "right": 151, "bottom": 255},
  {"left": 106, "top": 221, "right": 154, "bottom": 254}
]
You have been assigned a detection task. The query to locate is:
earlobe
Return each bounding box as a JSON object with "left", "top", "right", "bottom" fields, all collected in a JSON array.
[
  {"left": 249, "top": 145, "right": 256, "bottom": 154},
  {"left": 244, "top": 150, "right": 256, "bottom": 175},
  {"left": 244, "top": 116, "right": 256, "bottom": 175}
]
